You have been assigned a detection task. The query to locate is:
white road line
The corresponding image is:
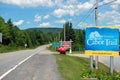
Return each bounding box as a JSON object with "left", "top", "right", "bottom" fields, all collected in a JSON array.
[{"left": 0, "top": 53, "right": 36, "bottom": 80}]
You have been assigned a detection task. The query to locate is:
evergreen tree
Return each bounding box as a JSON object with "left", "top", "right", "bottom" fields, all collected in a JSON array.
[
  {"left": 61, "top": 21, "right": 75, "bottom": 41},
  {"left": 0, "top": 17, "right": 11, "bottom": 45}
]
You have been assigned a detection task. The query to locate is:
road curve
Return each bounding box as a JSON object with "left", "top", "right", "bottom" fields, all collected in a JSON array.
[{"left": 0, "top": 45, "right": 62, "bottom": 80}]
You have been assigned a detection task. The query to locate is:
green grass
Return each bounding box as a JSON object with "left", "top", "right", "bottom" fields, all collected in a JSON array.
[
  {"left": 47, "top": 46, "right": 58, "bottom": 52},
  {"left": 48, "top": 46, "right": 85, "bottom": 54},
  {"left": 0, "top": 46, "right": 23, "bottom": 53},
  {"left": 72, "top": 51, "right": 84, "bottom": 54},
  {"left": 54, "top": 54, "right": 120, "bottom": 80},
  {"left": 0, "top": 45, "right": 38, "bottom": 53}
]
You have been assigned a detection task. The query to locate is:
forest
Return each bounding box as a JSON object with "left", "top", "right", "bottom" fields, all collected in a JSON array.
[
  {"left": 0, "top": 16, "right": 85, "bottom": 52},
  {"left": 0, "top": 16, "right": 56, "bottom": 52}
]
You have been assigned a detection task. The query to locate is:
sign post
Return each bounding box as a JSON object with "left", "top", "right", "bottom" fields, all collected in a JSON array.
[
  {"left": 0, "top": 33, "right": 2, "bottom": 43},
  {"left": 90, "top": 56, "right": 94, "bottom": 71},
  {"left": 110, "top": 56, "right": 114, "bottom": 75},
  {"left": 24, "top": 43, "right": 27, "bottom": 48},
  {"left": 85, "top": 27, "right": 119, "bottom": 74},
  {"left": 69, "top": 39, "right": 73, "bottom": 54}
]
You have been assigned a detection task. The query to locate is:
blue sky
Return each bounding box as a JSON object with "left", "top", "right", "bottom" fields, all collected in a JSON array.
[{"left": 0, "top": 0, "right": 120, "bottom": 30}]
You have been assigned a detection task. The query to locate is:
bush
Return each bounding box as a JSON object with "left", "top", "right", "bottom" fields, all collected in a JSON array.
[{"left": 81, "top": 69, "right": 120, "bottom": 80}]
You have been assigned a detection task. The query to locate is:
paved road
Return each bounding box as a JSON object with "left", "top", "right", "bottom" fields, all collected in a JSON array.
[{"left": 0, "top": 45, "right": 62, "bottom": 80}]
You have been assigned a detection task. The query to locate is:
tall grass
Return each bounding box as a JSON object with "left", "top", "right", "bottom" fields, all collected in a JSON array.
[{"left": 54, "top": 54, "right": 120, "bottom": 80}]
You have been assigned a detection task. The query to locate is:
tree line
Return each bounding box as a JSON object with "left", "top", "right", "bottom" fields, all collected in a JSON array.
[
  {"left": 59, "top": 21, "right": 85, "bottom": 51},
  {"left": 0, "top": 16, "right": 55, "bottom": 48},
  {"left": 0, "top": 16, "right": 85, "bottom": 51}
]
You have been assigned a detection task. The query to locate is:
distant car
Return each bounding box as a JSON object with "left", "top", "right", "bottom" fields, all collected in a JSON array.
[{"left": 58, "top": 47, "right": 66, "bottom": 54}]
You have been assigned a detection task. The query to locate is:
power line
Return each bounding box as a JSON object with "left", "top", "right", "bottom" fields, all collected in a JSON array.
[
  {"left": 76, "top": 0, "right": 117, "bottom": 29},
  {"left": 98, "top": 0, "right": 117, "bottom": 7},
  {"left": 80, "top": 3, "right": 96, "bottom": 21},
  {"left": 76, "top": 3, "right": 97, "bottom": 29},
  {"left": 80, "top": 8, "right": 95, "bottom": 24}
]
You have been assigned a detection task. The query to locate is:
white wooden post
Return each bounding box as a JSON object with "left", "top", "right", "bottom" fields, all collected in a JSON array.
[{"left": 69, "top": 39, "right": 73, "bottom": 54}]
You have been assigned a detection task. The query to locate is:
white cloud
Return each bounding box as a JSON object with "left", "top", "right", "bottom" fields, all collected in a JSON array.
[
  {"left": 101, "top": 0, "right": 113, "bottom": 3},
  {"left": 99, "top": 0, "right": 120, "bottom": 10},
  {"left": 13, "top": 20, "right": 24, "bottom": 26},
  {"left": 1, "top": 0, "right": 94, "bottom": 18},
  {"left": 43, "top": 15, "right": 50, "bottom": 19},
  {"left": 111, "top": 0, "right": 120, "bottom": 10},
  {"left": 53, "top": 1, "right": 93, "bottom": 18},
  {"left": 66, "top": 0, "right": 78, "bottom": 4},
  {"left": 89, "top": 0, "right": 96, "bottom": 4},
  {"left": 98, "top": 11, "right": 120, "bottom": 26},
  {"left": 26, "top": 21, "right": 31, "bottom": 24},
  {"left": 34, "top": 14, "right": 41, "bottom": 22},
  {"left": 111, "top": 4, "right": 119, "bottom": 10},
  {"left": 114, "top": 0, "right": 120, "bottom": 4},
  {"left": 55, "top": 19, "right": 66, "bottom": 24},
  {"left": 82, "top": 2, "right": 93, "bottom": 9},
  {"left": 68, "top": 18, "right": 72, "bottom": 22},
  {"left": 53, "top": 8, "right": 66, "bottom": 18},
  {"left": 77, "top": 22, "right": 90, "bottom": 30},
  {"left": 38, "top": 22, "right": 51, "bottom": 27},
  {"left": 54, "top": 0, "right": 63, "bottom": 6},
  {"left": 0, "top": 0, "right": 54, "bottom": 7}
]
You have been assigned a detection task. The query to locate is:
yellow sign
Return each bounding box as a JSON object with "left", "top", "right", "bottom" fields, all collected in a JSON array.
[
  {"left": 86, "top": 26, "right": 119, "bottom": 29},
  {"left": 85, "top": 50, "right": 119, "bottom": 56}
]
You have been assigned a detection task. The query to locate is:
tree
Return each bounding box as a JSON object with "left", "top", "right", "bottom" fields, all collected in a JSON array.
[
  {"left": 0, "top": 17, "right": 11, "bottom": 45},
  {"left": 7, "top": 19, "right": 14, "bottom": 42},
  {"left": 61, "top": 21, "right": 75, "bottom": 41},
  {"left": 74, "top": 30, "right": 85, "bottom": 51},
  {"left": 0, "top": 16, "right": 61, "bottom": 49},
  {"left": 27, "top": 31, "right": 38, "bottom": 46}
]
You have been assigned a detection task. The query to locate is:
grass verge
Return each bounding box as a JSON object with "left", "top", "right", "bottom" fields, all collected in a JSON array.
[
  {"left": 54, "top": 54, "right": 120, "bottom": 80},
  {"left": 0, "top": 45, "right": 38, "bottom": 53}
]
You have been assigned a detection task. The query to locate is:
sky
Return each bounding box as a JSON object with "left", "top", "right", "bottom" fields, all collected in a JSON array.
[{"left": 0, "top": 0, "right": 120, "bottom": 30}]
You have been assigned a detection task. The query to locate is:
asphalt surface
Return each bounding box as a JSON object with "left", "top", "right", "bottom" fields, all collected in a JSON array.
[{"left": 0, "top": 45, "right": 62, "bottom": 80}]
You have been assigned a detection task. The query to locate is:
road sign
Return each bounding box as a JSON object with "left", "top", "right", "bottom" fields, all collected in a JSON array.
[
  {"left": 85, "top": 27, "right": 119, "bottom": 56},
  {"left": 52, "top": 42, "right": 61, "bottom": 47},
  {"left": 0, "top": 33, "right": 2, "bottom": 42},
  {"left": 62, "top": 41, "right": 71, "bottom": 48},
  {"left": 24, "top": 43, "right": 27, "bottom": 48}
]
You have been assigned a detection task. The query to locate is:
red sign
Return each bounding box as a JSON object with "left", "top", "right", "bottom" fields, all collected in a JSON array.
[{"left": 62, "top": 41, "right": 71, "bottom": 48}]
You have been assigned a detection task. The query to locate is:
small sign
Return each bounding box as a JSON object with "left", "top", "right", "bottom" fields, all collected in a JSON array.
[
  {"left": 0, "top": 33, "right": 2, "bottom": 42},
  {"left": 24, "top": 43, "right": 27, "bottom": 48},
  {"left": 52, "top": 42, "right": 61, "bottom": 47},
  {"left": 62, "top": 41, "right": 71, "bottom": 48},
  {"left": 85, "top": 27, "right": 119, "bottom": 56}
]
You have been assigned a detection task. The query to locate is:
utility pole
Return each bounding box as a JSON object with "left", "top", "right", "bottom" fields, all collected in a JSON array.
[
  {"left": 95, "top": 0, "right": 98, "bottom": 69},
  {"left": 64, "top": 24, "right": 66, "bottom": 41},
  {"left": 95, "top": 0, "right": 98, "bottom": 26},
  {"left": 59, "top": 32, "right": 60, "bottom": 41}
]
